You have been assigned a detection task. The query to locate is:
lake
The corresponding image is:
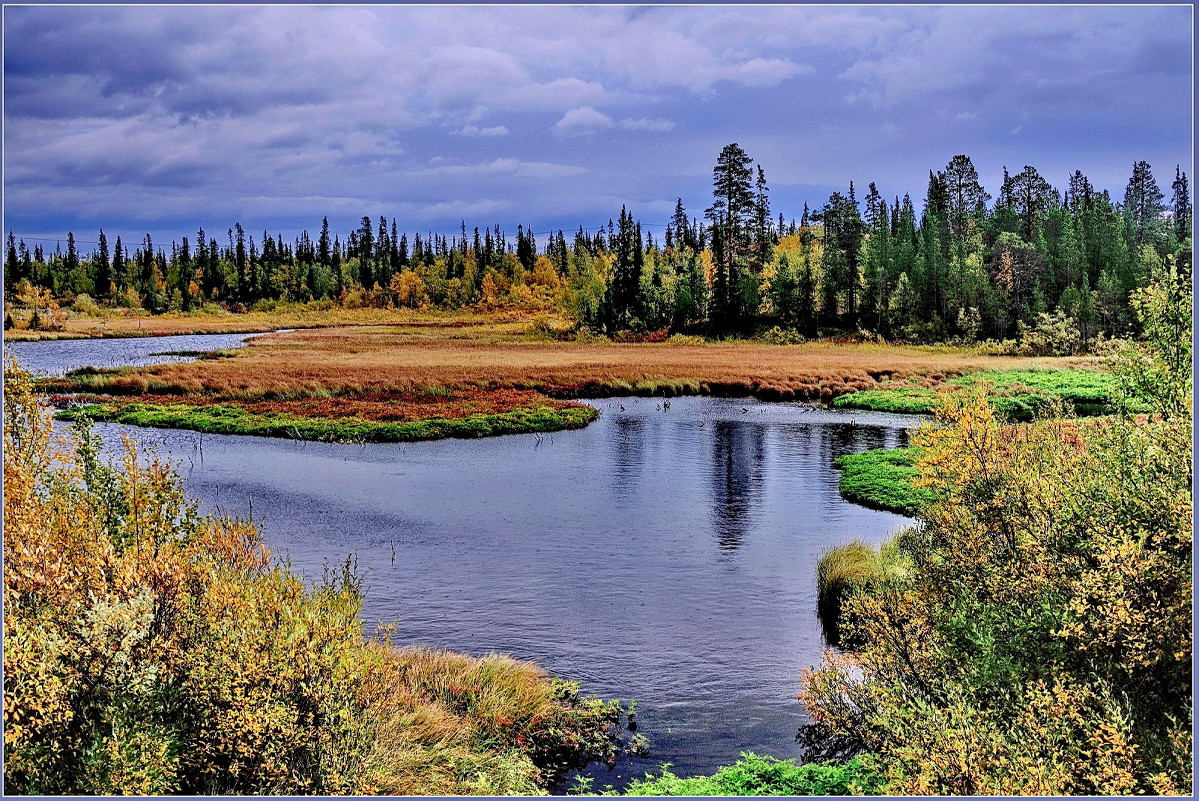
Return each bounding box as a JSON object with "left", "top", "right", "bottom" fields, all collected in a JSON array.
[{"left": 11, "top": 333, "right": 922, "bottom": 788}]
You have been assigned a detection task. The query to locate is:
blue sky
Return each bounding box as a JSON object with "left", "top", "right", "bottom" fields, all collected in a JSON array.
[{"left": 3, "top": 4, "right": 1192, "bottom": 250}]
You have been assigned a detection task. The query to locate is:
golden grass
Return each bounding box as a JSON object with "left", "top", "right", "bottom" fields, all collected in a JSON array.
[
  {"left": 3, "top": 304, "right": 545, "bottom": 341},
  {"left": 58, "top": 321, "right": 1102, "bottom": 403}
]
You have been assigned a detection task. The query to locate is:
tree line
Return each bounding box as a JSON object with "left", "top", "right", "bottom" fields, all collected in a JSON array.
[{"left": 4, "top": 147, "right": 1191, "bottom": 345}]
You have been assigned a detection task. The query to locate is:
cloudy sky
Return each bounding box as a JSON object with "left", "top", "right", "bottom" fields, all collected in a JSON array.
[{"left": 3, "top": 4, "right": 1192, "bottom": 249}]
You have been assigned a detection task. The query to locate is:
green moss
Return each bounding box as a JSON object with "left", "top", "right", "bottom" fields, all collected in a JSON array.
[
  {"left": 55, "top": 401, "right": 599, "bottom": 444},
  {"left": 834, "top": 446, "right": 931, "bottom": 516},
  {"left": 611, "top": 753, "right": 883, "bottom": 796},
  {"left": 834, "top": 368, "right": 1145, "bottom": 420}
]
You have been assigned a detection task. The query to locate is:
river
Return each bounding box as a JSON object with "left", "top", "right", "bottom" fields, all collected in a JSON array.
[{"left": 7, "top": 332, "right": 922, "bottom": 788}]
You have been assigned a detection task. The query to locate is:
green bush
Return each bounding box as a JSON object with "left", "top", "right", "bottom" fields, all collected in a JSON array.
[{"left": 613, "top": 753, "right": 883, "bottom": 796}]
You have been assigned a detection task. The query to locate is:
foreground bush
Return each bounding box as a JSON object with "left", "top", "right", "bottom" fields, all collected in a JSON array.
[
  {"left": 2, "top": 361, "right": 629, "bottom": 795},
  {"left": 611, "top": 753, "right": 882, "bottom": 796},
  {"left": 800, "top": 275, "right": 1193, "bottom": 795}
]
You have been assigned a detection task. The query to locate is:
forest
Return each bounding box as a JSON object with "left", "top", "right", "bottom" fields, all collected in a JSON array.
[{"left": 4, "top": 148, "right": 1191, "bottom": 351}]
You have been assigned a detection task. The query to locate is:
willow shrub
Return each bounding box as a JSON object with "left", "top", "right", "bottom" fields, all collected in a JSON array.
[
  {"left": 3, "top": 361, "right": 627, "bottom": 795},
  {"left": 800, "top": 391, "right": 1192, "bottom": 795}
]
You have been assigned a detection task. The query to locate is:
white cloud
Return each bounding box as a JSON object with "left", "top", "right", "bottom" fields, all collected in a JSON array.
[
  {"left": 457, "top": 124, "right": 509, "bottom": 137},
  {"left": 730, "top": 57, "right": 809, "bottom": 88},
  {"left": 617, "top": 117, "right": 675, "bottom": 132},
  {"left": 552, "top": 106, "right": 614, "bottom": 137}
]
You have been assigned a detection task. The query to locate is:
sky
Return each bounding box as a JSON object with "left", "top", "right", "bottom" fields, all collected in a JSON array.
[{"left": 3, "top": 4, "right": 1193, "bottom": 251}]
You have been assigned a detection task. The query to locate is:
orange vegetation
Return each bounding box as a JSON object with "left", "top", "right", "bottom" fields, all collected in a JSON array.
[
  {"left": 65, "top": 322, "right": 1102, "bottom": 404},
  {"left": 56, "top": 387, "right": 582, "bottom": 423}
]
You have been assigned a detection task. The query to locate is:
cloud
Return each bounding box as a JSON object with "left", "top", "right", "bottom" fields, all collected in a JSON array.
[
  {"left": 457, "top": 124, "right": 509, "bottom": 137},
  {"left": 552, "top": 106, "right": 614, "bottom": 137},
  {"left": 2, "top": 5, "right": 1190, "bottom": 245},
  {"left": 730, "top": 57, "right": 809, "bottom": 88},
  {"left": 617, "top": 117, "right": 675, "bottom": 132},
  {"left": 416, "top": 158, "right": 586, "bottom": 180}
]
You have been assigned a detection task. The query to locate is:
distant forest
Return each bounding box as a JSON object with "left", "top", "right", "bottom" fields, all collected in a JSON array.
[{"left": 4, "top": 147, "right": 1192, "bottom": 346}]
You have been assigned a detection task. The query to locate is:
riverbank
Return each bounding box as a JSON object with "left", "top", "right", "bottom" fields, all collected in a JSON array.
[{"left": 23, "top": 314, "right": 1106, "bottom": 444}]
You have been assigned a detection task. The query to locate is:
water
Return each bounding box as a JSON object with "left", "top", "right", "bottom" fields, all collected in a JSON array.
[
  {"left": 11, "top": 336, "right": 921, "bottom": 787},
  {"left": 3, "top": 330, "right": 277, "bottom": 376}
]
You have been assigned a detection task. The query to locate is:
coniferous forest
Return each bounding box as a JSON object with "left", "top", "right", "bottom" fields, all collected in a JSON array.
[{"left": 5, "top": 148, "right": 1191, "bottom": 351}]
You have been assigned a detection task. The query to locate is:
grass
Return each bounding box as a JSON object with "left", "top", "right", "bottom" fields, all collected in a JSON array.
[
  {"left": 3, "top": 302, "right": 526, "bottom": 340},
  {"left": 607, "top": 753, "right": 883, "bottom": 796},
  {"left": 55, "top": 399, "right": 598, "bottom": 443},
  {"left": 39, "top": 321, "right": 1094, "bottom": 403},
  {"left": 834, "top": 368, "right": 1137, "bottom": 420},
  {"left": 834, "top": 446, "right": 931, "bottom": 516},
  {"left": 25, "top": 313, "right": 1101, "bottom": 444},
  {"left": 816, "top": 534, "right": 913, "bottom": 648}
]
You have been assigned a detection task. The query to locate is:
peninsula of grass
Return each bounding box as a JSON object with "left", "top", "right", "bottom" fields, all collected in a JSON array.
[
  {"left": 55, "top": 395, "right": 598, "bottom": 443},
  {"left": 833, "top": 368, "right": 1136, "bottom": 419},
  {"left": 834, "top": 446, "right": 931, "bottom": 516}
]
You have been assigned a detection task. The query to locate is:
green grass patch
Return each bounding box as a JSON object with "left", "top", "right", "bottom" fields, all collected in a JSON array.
[
  {"left": 56, "top": 401, "right": 599, "bottom": 443},
  {"left": 835, "top": 446, "right": 930, "bottom": 516},
  {"left": 831, "top": 387, "right": 936, "bottom": 414},
  {"left": 607, "top": 753, "right": 883, "bottom": 796},
  {"left": 834, "top": 368, "right": 1142, "bottom": 420}
]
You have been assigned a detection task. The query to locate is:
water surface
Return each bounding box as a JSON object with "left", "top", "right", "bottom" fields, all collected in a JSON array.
[
  {"left": 4, "top": 330, "right": 276, "bottom": 376},
  {"left": 16, "top": 336, "right": 921, "bottom": 786}
]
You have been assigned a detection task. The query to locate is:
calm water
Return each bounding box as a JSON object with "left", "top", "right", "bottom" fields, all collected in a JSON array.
[
  {"left": 13, "top": 336, "right": 921, "bottom": 787},
  {"left": 3, "top": 330, "right": 276, "bottom": 376}
]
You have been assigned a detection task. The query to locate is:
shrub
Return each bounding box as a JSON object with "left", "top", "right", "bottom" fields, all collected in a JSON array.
[
  {"left": 801, "top": 385, "right": 1192, "bottom": 794},
  {"left": 615, "top": 753, "right": 884, "bottom": 796},
  {"left": 3, "top": 360, "right": 629, "bottom": 794},
  {"left": 72, "top": 293, "right": 102, "bottom": 317},
  {"left": 758, "top": 326, "right": 805, "bottom": 345}
]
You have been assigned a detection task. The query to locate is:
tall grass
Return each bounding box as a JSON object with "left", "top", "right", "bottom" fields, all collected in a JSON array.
[{"left": 816, "top": 534, "right": 913, "bottom": 647}]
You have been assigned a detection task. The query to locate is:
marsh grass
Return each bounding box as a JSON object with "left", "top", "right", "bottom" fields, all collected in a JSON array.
[
  {"left": 56, "top": 400, "right": 598, "bottom": 443},
  {"left": 834, "top": 447, "right": 931, "bottom": 516},
  {"left": 816, "top": 534, "right": 913, "bottom": 648},
  {"left": 834, "top": 368, "right": 1139, "bottom": 419}
]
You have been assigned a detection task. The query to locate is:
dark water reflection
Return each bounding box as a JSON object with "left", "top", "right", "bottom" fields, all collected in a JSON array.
[{"left": 68, "top": 395, "right": 919, "bottom": 787}]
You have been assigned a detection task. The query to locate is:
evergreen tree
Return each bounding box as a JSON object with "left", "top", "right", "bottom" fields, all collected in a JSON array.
[
  {"left": 1170, "top": 166, "right": 1191, "bottom": 243},
  {"left": 95, "top": 230, "right": 111, "bottom": 298},
  {"left": 1123, "top": 160, "right": 1165, "bottom": 251},
  {"left": 706, "top": 143, "right": 755, "bottom": 330},
  {"left": 1006, "top": 165, "right": 1055, "bottom": 245},
  {"left": 5, "top": 232, "right": 18, "bottom": 294}
]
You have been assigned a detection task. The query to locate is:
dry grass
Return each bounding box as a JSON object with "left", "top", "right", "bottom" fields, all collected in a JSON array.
[
  {"left": 57, "top": 322, "right": 1102, "bottom": 403},
  {"left": 3, "top": 304, "right": 544, "bottom": 341}
]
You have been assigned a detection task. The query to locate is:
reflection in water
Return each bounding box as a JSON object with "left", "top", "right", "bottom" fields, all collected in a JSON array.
[
  {"left": 609, "top": 416, "right": 646, "bottom": 500},
  {"left": 709, "top": 420, "right": 767, "bottom": 552}
]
